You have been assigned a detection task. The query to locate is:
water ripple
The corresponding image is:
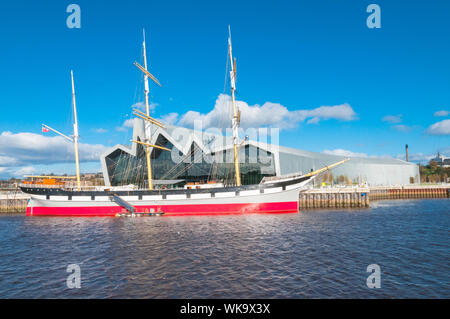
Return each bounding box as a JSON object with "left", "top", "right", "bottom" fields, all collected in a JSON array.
[{"left": 0, "top": 199, "right": 448, "bottom": 298}]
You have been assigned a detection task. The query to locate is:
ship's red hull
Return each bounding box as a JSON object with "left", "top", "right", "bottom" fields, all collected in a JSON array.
[{"left": 25, "top": 201, "right": 299, "bottom": 217}]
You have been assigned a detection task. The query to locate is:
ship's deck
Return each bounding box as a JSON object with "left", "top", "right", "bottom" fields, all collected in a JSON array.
[{"left": 20, "top": 175, "right": 312, "bottom": 197}]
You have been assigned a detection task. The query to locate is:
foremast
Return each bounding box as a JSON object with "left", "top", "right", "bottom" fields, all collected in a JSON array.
[{"left": 228, "top": 26, "right": 242, "bottom": 187}]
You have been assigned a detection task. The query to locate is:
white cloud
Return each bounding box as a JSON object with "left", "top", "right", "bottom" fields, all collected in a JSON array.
[
  {"left": 0, "top": 131, "right": 107, "bottom": 168},
  {"left": 396, "top": 152, "right": 433, "bottom": 163},
  {"left": 159, "top": 112, "right": 179, "bottom": 125},
  {"left": 15, "top": 166, "right": 37, "bottom": 176},
  {"left": 123, "top": 119, "right": 134, "bottom": 128},
  {"left": 291, "top": 103, "right": 357, "bottom": 123},
  {"left": 434, "top": 110, "right": 449, "bottom": 117},
  {"left": 392, "top": 124, "right": 414, "bottom": 133},
  {"left": 0, "top": 155, "right": 19, "bottom": 166},
  {"left": 306, "top": 117, "right": 320, "bottom": 124},
  {"left": 0, "top": 161, "right": 104, "bottom": 179},
  {"left": 323, "top": 149, "right": 369, "bottom": 158},
  {"left": 177, "top": 94, "right": 357, "bottom": 129},
  {"left": 426, "top": 119, "right": 450, "bottom": 135},
  {"left": 382, "top": 114, "right": 402, "bottom": 124},
  {"left": 94, "top": 128, "right": 108, "bottom": 133},
  {"left": 116, "top": 118, "right": 135, "bottom": 132},
  {"left": 395, "top": 147, "right": 450, "bottom": 163},
  {"left": 132, "top": 101, "right": 158, "bottom": 113}
]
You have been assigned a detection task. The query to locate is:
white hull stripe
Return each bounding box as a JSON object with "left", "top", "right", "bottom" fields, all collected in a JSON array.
[{"left": 29, "top": 186, "right": 304, "bottom": 208}]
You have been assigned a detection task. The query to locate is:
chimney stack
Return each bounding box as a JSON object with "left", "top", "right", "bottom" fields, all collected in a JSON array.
[{"left": 405, "top": 144, "right": 409, "bottom": 162}]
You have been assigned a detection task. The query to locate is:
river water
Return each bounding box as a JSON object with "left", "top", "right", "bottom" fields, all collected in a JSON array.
[{"left": 0, "top": 199, "right": 448, "bottom": 298}]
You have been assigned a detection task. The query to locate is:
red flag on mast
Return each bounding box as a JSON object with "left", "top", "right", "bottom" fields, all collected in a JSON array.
[{"left": 42, "top": 126, "right": 50, "bottom": 133}]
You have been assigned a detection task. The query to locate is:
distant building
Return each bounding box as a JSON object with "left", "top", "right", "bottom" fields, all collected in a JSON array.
[
  {"left": 100, "top": 118, "right": 420, "bottom": 187},
  {"left": 82, "top": 173, "right": 97, "bottom": 178},
  {"left": 431, "top": 153, "right": 450, "bottom": 168}
]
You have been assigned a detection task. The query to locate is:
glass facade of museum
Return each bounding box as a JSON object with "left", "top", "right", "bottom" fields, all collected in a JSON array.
[{"left": 105, "top": 134, "right": 276, "bottom": 188}]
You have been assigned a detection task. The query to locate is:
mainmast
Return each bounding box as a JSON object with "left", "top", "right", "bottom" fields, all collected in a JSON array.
[
  {"left": 131, "top": 29, "right": 164, "bottom": 190},
  {"left": 71, "top": 70, "right": 81, "bottom": 191},
  {"left": 143, "top": 29, "right": 153, "bottom": 190},
  {"left": 228, "top": 26, "right": 241, "bottom": 187}
]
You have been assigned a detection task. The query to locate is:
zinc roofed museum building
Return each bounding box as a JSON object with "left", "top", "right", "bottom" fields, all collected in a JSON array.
[{"left": 100, "top": 118, "right": 420, "bottom": 188}]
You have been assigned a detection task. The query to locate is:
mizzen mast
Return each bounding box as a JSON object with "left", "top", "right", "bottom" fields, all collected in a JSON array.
[
  {"left": 228, "top": 26, "right": 242, "bottom": 187},
  {"left": 43, "top": 71, "right": 81, "bottom": 191}
]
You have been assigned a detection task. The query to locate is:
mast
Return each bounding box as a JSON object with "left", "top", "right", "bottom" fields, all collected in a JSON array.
[
  {"left": 228, "top": 26, "right": 241, "bottom": 187},
  {"left": 71, "top": 70, "right": 81, "bottom": 191},
  {"left": 143, "top": 29, "right": 153, "bottom": 190}
]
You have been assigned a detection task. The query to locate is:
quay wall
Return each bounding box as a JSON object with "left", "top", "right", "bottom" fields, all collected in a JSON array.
[
  {"left": 369, "top": 185, "right": 450, "bottom": 201},
  {"left": 299, "top": 185, "right": 449, "bottom": 209},
  {"left": 0, "top": 191, "right": 29, "bottom": 213},
  {"left": 299, "top": 188, "right": 370, "bottom": 209}
]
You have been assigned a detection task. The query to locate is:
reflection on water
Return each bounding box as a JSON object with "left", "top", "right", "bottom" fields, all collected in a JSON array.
[{"left": 0, "top": 199, "right": 448, "bottom": 298}]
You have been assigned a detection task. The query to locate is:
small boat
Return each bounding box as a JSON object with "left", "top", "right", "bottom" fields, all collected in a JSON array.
[{"left": 20, "top": 28, "right": 348, "bottom": 217}]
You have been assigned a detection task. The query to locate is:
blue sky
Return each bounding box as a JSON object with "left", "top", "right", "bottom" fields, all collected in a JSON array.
[{"left": 0, "top": 0, "right": 449, "bottom": 177}]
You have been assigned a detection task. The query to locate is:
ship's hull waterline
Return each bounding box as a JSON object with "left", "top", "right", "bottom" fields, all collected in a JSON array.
[{"left": 22, "top": 177, "right": 311, "bottom": 217}]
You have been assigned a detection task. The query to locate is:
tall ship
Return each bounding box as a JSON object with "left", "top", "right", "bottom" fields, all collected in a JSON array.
[{"left": 20, "top": 28, "right": 348, "bottom": 217}]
